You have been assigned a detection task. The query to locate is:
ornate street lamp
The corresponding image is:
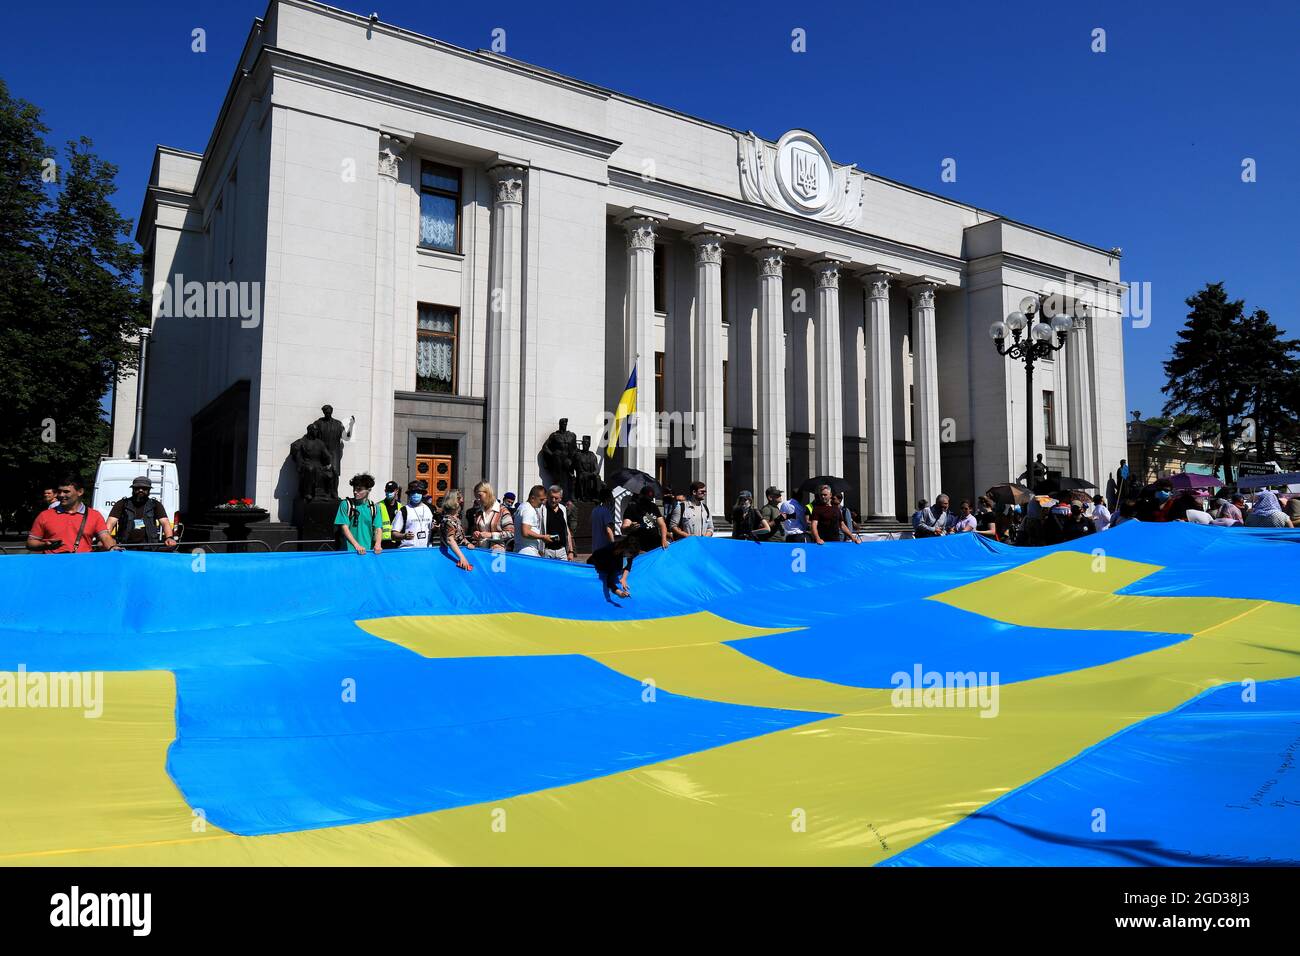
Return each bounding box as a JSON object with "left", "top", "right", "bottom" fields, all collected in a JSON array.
[{"left": 989, "top": 294, "right": 1085, "bottom": 492}]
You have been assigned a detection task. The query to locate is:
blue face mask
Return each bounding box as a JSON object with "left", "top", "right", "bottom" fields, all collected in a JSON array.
[
  {"left": 409, "top": 493, "right": 423, "bottom": 505},
  {"left": 1155, "top": 490, "right": 1171, "bottom": 502}
]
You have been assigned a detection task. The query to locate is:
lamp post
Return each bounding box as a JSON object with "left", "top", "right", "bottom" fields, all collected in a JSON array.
[{"left": 989, "top": 295, "right": 1084, "bottom": 493}]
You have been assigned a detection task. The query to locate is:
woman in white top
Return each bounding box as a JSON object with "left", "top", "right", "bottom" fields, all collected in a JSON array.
[
  {"left": 468, "top": 481, "right": 516, "bottom": 551},
  {"left": 951, "top": 499, "right": 978, "bottom": 533}
]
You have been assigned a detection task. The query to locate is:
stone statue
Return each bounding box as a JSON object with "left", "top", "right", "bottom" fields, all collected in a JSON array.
[
  {"left": 311, "top": 404, "right": 354, "bottom": 498},
  {"left": 290, "top": 424, "right": 335, "bottom": 501},
  {"left": 573, "top": 435, "right": 602, "bottom": 502},
  {"left": 541, "top": 417, "right": 579, "bottom": 498}
]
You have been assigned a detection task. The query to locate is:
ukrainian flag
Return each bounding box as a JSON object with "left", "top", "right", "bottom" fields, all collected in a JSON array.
[{"left": 605, "top": 364, "right": 637, "bottom": 458}]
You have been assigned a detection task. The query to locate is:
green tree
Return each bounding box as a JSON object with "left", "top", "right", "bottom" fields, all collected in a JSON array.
[
  {"left": 1161, "top": 283, "right": 1253, "bottom": 484},
  {"left": 1238, "top": 307, "right": 1300, "bottom": 463},
  {"left": 0, "top": 78, "right": 145, "bottom": 531}
]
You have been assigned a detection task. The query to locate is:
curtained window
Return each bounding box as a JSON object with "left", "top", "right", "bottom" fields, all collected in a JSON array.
[
  {"left": 419, "top": 162, "right": 461, "bottom": 252},
  {"left": 417, "top": 305, "right": 457, "bottom": 394}
]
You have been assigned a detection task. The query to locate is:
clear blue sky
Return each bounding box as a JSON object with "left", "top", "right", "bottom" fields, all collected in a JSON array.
[{"left": 3, "top": 0, "right": 1296, "bottom": 419}]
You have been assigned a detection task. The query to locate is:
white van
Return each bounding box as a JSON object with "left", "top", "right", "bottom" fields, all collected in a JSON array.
[{"left": 92, "top": 456, "right": 181, "bottom": 532}]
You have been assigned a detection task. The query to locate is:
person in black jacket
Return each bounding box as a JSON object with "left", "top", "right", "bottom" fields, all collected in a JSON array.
[
  {"left": 731, "top": 491, "right": 772, "bottom": 541},
  {"left": 106, "top": 476, "right": 177, "bottom": 549}
]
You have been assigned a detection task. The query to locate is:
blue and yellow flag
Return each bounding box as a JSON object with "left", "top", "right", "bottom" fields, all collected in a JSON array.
[
  {"left": 3, "top": 523, "right": 1300, "bottom": 865},
  {"left": 605, "top": 363, "right": 637, "bottom": 458}
]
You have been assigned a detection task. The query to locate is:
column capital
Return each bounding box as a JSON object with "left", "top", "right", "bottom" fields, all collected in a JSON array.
[
  {"left": 488, "top": 164, "right": 527, "bottom": 205},
  {"left": 907, "top": 278, "right": 945, "bottom": 306},
  {"left": 810, "top": 257, "right": 846, "bottom": 290},
  {"left": 377, "top": 133, "right": 407, "bottom": 181},
  {"left": 622, "top": 216, "right": 660, "bottom": 252},
  {"left": 859, "top": 266, "right": 900, "bottom": 300},
  {"left": 751, "top": 245, "right": 788, "bottom": 277},
  {"left": 689, "top": 231, "right": 727, "bottom": 265}
]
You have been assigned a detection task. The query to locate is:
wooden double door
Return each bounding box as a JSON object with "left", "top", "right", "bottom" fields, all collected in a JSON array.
[{"left": 414, "top": 439, "right": 457, "bottom": 508}]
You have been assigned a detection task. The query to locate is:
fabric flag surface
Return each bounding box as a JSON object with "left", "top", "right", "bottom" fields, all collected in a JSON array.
[
  {"left": 605, "top": 364, "right": 637, "bottom": 458},
  {"left": 0, "top": 522, "right": 1297, "bottom": 866}
]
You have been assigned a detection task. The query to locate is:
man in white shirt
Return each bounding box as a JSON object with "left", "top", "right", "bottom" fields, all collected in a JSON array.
[
  {"left": 391, "top": 481, "right": 436, "bottom": 548},
  {"left": 514, "top": 485, "right": 558, "bottom": 557},
  {"left": 1089, "top": 495, "right": 1112, "bottom": 532}
]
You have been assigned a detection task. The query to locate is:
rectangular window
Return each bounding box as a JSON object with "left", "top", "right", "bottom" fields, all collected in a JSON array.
[
  {"left": 419, "top": 162, "right": 461, "bottom": 252},
  {"left": 1043, "top": 390, "right": 1056, "bottom": 444},
  {"left": 416, "top": 304, "right": 458, "bottom": 394},
  {"left": 653, "top": 244, "right": 666, "bottom": 313},
  {"left": 654, "top": 351, "right": 665, "bottom": 418}
]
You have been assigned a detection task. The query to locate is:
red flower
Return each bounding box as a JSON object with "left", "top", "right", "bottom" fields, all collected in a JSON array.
[
  {"left": 227, "top": 499, "right": 238, "bottom": 505},
  {"left": 241, "top": 498, "right": 254, "bottom": 505}
]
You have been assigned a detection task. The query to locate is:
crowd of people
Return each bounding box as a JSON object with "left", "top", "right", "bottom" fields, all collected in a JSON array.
[
  {"left": 332, "top": 474, "right": 579, "bottom": 565},
  {"left": 22, "top": 469, "right": 1300, "bottom": 603},
  {"left": 329, "top": 475, "right": 878, "bottom": 599},
  {"left": 906, "top": 478, "right": 1299, "bottom": 547}
]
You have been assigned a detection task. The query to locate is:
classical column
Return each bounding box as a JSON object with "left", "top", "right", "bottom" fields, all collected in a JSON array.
[
  {"left": 621, "top": 214, "right": 660, "bottom": 472},
  {"left": 370, "top": 133, "right": 405, "bottom": 484},
  {"left": 862, "top": 269, "right": 898, "bottom": 517},
  {"left": 1066, "top": 313, "right": 1097, "bottom": 486},
  {"left": 753, "top": 245, "right": 788, "bottom": 493},
  {"left": 811, "top": 258, "right": 846, "bottom": 476},
  {"left": 690, "top": 230, "right": 727, "bottom": 498},
  {"left": 485, "top": 163, "right": 526, "bottom": 492},
  {"left": 909, "top": 281, "right": 942, "bottom": 500}
]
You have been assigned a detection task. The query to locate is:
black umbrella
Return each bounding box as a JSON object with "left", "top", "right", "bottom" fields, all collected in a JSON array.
[
  {"left": 604, "top": 467, "right": 663, "bottom": 498},
  {"left": 795, "top": 475, "right": 852, "bottom": 499},
  {"left": 985, "top": 483, "right": 1034, "bottom": 507},
  {"left": 1039, "top": 476, "right": 1096, "bottom": 493}
]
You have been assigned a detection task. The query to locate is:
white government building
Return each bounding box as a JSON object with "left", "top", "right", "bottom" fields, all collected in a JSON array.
[{"left": 114, "top": 0, "right": 1127, "bottom": 523}]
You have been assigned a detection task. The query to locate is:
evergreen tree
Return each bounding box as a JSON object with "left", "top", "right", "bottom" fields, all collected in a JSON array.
[
  {"left": 1238, "top": 307, "right": 1300, "bottom": 463},
  {"left": 0, "top": 79, "right": 145, "bottom": 530},
  {"left": 1161, "top": 283, "right": 1253, "bottom": 484}
]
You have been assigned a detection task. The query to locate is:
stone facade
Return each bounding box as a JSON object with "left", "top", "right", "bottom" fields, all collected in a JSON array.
[{"left": 117, "top": 0, "right": 1127, "bottom": 520}]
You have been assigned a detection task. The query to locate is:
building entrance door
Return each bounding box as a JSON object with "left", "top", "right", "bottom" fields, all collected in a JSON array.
[{"left": 414, "top": 438, "right": 457, "bottom": 507}]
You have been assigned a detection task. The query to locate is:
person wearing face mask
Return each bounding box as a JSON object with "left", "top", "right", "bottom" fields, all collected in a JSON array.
[
  {"left": 730, "top": 491, "right": 771, "bottom": 541},
  {"left": 106, "top": 476, "right": 177, "bottom": 549},
  {"left": 391, "top": 481, "right": 437, "bottom": 548},
  {"left": 378, "top": 481, "right": 403, "bottom": 549},
  {"left": 335, "top": 473, "right": 384, "bottom": 554}
]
